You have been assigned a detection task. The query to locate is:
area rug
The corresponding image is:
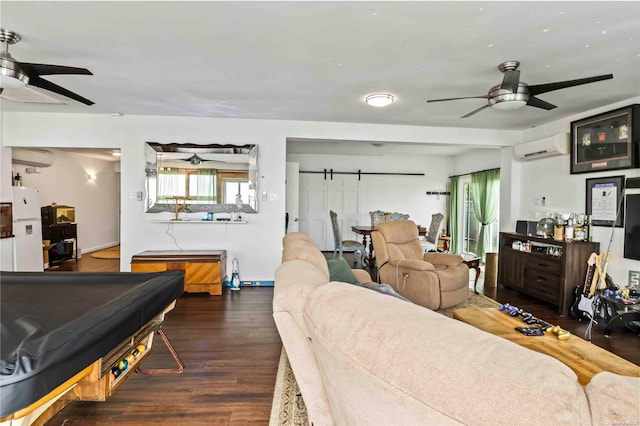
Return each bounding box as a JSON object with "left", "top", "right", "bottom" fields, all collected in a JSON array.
[
  {"left": 90, "top": 246, "right": 120, "bottom": 259},
  {"left": 269, "top": 291, "right": 500, "bottom": 425},
  {"left": 269, "top": 349, "right": 309, "bottom": 426},
  {"left": 437, "top": 291, "right": 501, "bottom": 318}
]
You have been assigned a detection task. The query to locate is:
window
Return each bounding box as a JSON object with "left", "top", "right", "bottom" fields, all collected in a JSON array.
[
  {"left": 456, "top": 172, "right": 500, "bottom": 259},
  {"left": 158, "top": 168, "right": 217, "bottom": 204}
]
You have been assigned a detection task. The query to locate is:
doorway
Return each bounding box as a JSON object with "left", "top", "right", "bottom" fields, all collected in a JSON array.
[{"left": 456, "top": 174, "right": 500, "bottom": 258}]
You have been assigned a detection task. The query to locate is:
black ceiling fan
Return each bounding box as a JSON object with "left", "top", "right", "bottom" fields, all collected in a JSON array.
[
  {"left": 0, "top": 28, "right": 94, "bottom": 105},
  {"left": 427, "top": 61, "right": 613, "bottom": 118}
]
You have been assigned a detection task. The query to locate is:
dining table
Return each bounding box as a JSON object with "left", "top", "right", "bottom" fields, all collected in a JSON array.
[{"left": 351, "top": 224, "right": 426, "bottom": 266}]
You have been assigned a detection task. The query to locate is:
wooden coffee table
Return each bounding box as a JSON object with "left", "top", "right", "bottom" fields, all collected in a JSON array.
[{"left": 453, "top": 308, "right": 640, "bottom": 385}]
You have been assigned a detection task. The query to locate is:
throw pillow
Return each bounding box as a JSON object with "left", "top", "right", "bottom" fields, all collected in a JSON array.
[{"left": 326, "top": 256, "right": 360, "bottom": 285}]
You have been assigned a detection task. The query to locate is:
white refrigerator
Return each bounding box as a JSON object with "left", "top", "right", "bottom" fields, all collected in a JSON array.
[{"left": 12, "top": 186, "right": 44, "bottom": 272}]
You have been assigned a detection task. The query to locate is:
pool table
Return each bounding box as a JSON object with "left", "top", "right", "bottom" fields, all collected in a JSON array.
[{"left": 0, "top": 271, "right": 184, "bottom": 425}]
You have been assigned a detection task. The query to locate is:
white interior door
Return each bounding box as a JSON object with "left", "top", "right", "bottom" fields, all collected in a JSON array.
[
  {"left": 285, "top": 162, "right": 300, "bottom": 233},
  {"left": 298, "top": 172, "right": 362, "bottom": 250},
  {"left": 299, "top": 173, "right": 329, "bottom": 248},
  {"left": 326, "top": 175, "right": 361, "bottom": 244}
]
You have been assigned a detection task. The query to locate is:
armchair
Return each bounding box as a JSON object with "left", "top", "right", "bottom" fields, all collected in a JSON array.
[{"left": 371, "top": 220, "right": 469, "bottom": 310}]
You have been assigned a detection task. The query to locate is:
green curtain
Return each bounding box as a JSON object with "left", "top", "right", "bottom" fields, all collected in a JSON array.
[
  {"left": 195, "top": 169, "right": 217, "bottom": 202},
  {"left": 470, "top": 169, "right": 500, "bottom": 260},
  {"left": 449, "top": 176, "right": 459, "bottom": 253}
]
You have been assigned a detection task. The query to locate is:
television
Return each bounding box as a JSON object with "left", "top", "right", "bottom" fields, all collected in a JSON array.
[{"left": 624, "top": 194, "right": 640, "bottom": 260}]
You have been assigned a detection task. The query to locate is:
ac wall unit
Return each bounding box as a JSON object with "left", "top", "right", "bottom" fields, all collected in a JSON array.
[
  {"left": 513, "top": 133, "right": 570, "bottom": 161},
  {"left": 11, "top": 148, "right": 54, "bottom": 167}
]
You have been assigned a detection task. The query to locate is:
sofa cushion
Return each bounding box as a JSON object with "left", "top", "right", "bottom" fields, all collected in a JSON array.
[
  {"left": 273, "top": 260, "right": 329, "bottom": 338},
  {"left": 327, "top": 256, "right": 360, "bottom": 284},
  {"left": 585, "top": 371, "right": 640, "bottom": 424},
  {"left": 304, "top": 282, "right": 591, "bottom": 425},
  {"left": 282, "top": 239, "right": 330, "bottom": 280}
]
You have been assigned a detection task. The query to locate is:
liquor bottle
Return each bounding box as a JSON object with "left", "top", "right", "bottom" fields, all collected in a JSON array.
[
  {"left": 565, "top": 215, "right": 574, "bottom": 241},
  {"left": 584, "top": 215, "right": 591, "bottom": 242}
]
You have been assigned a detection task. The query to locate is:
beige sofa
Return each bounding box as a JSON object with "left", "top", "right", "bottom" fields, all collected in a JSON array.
[{"left": 273, "top": 232, "right": 640, "bottom": 426}]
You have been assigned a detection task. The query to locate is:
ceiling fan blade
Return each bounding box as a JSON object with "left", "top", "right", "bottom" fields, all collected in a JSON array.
[
  {"left": 528, "top": 74, "right": 613, "bottom": 96},
  {"left": 427, "top": 95, "right": 488, "bottom": 103},
  {"left": 28, "top": 75, "right": 94, "bottom": 105},
  {"left": 500, "top": 70, "right": 520, "bottom": 93},
  {"left": 526, "top": 96, "right": 557, "bottom": 110},
  {"left": 461, "top": 105, "right": 490, "bottom": 118},
  {"left": 18, "top": 62, "right": 93, "bottom": 77}
]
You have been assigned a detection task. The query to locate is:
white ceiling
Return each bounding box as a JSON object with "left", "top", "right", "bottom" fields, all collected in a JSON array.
[{"left": 1, "top": 1, "right": 639, "bottom": 156}]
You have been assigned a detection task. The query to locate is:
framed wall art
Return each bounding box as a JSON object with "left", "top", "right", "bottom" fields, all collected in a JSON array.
[
  {"left": 585, "top": 175, "right": 625, "bottom": 227},
  {"left": 570, "top": 104, "right": 639, "bottom": 174}
]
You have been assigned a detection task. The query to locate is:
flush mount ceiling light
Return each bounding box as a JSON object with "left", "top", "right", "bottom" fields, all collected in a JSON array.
[{"left": 365, "top": 93, "right": 395, "bottom": 107}]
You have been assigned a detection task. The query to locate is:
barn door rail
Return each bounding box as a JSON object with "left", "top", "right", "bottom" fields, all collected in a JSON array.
[{"left": 300, "top": 169, "right": 424, "bottom": 181}]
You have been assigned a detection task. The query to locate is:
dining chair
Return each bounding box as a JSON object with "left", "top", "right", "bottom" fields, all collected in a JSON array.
[
  {"left": 421, "top": 213, "right": 444, "bottom": 252},
  {"left": 369, "top": 210, "right": 410, "bottom": 227},
  {"left": 329, "top": 210, "right": 366, "bottom": 266}
]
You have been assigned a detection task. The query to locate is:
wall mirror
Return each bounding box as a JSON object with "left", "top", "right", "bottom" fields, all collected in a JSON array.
[{"left": 145, "top": 142, "right": 258, "bottom": 214}]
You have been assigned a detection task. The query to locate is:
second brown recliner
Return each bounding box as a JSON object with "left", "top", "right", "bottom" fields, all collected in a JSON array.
[{"left": 371, "top": 220, "right": 469, "bottom": 309}]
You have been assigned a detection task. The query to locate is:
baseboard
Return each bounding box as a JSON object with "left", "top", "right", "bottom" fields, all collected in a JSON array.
[
  {"left": 83, "top": 242, "right": 120, "bottom": 254},
  {"left": 225, "top": 280, "right": 275, "bottom": 287}
]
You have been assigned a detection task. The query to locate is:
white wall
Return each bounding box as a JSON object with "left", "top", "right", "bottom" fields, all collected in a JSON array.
[
  {"left": 287, "top": 152, "right": 452, "bottom": 229},
  {"left": 452, "top": 148, "right": 503, "bottom": 177},
  {"left": 0, "top": 147, "right": 14, "bottom": 268},
  {"left": 511, "top": 97, "right": 640, "bottom": 285},
  {"left": 2, "top": 112, "right": 516, "bottom": 281},
  {"left": 10, "top": 149, "right": 120, "bottom": 254}
]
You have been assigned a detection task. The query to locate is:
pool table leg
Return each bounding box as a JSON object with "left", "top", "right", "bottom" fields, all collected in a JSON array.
[{"left": 135, "top": 328, "right": 185, "bottom": 375}]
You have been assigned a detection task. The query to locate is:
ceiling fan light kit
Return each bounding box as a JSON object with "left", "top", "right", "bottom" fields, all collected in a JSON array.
[
  {"left": 0, "top": 28, "right": 95, "bottom": 105},
  {"left": 427, "top": 60, "right": 613, "bottom": 118},
  {"left": 365, "top": 93, "right": 395, "bottom": 107}
]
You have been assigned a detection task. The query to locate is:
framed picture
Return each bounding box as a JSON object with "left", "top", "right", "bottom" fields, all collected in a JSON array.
[
  {"left": 570, "top": 104, "right": 639, "bottom": 174},
  {"left": 585, "top": 175, "right": 625, "bottom": 227}
]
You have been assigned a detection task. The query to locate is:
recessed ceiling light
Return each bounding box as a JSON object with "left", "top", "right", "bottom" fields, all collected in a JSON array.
[
  {"left": 112, "top": 151, "right": 121, "bottom": 157},
  {"left": 365, "top": 93, "right": 395, "bottom": 107},
  {"left": 109, "top": 112, "right": 123, "bottom": 117}
]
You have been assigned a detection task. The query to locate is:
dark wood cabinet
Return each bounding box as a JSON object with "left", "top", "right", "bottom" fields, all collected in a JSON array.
[
  {"left": 498, "top": 232, "right": 599, "bottom": 316},
  {"left": 42, "top": 223, "right": 78, "bottom": 266}
]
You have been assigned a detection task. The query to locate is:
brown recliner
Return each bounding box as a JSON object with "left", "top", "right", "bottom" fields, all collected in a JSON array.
[{"left": 371, "top": 220, "right": 469, "bottom": 309}]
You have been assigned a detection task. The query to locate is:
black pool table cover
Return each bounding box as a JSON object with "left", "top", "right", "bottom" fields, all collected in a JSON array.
[{"left": 0, "top": 271, "right": 184, "bottom": 418}]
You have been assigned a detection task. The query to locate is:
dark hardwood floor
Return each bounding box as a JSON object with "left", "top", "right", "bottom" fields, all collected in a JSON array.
[
  {"left": 42, "top": 251, "right": 638, "bottom": 424},
  {"left": 46, "top": 256, "right": 281, "bottom": 425}
]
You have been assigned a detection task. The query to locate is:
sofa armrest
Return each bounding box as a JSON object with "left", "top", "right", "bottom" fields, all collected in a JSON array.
[
  {"left": 352, "top": 269, "right": 374, "bottom": 284},
  {"left": 390, "top": 258, "right": 436, "bottom": 272},
  {"left": 423, "top": 252, "right": 463, "bottom": 266}
]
